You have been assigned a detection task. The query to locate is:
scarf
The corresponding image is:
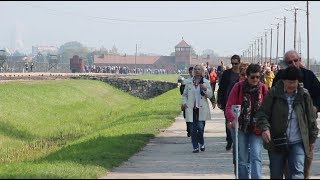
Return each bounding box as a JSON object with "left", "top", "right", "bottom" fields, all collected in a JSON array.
[{"left": 239, "top": 80, "right": 261, "bottom": 133}]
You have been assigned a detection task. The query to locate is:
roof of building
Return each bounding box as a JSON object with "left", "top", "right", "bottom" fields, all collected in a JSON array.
[{"left": 175, "top": 40, "right": 191, "bottom": 48}]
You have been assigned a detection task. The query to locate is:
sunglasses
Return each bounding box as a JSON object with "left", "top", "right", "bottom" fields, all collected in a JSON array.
[
  {"left": 231, "top": 62, "right": 239, "bottom": 65},
  {"left": 249, "top": 75, "right": 260, "bottom": 79},
  {"left": 286, "top": 58, "right": 299, "bottom": 65}
]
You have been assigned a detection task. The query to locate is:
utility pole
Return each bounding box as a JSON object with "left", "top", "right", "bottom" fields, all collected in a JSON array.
[
  {"left": 307, "top": 1, "right": 310, "bottom": 69},
  {"left": 286, "top": 7, "right": 304, "bottom": 51},
  {"left": 251, "top": 44, "right": 254, "bottom": 63},
  {"left": 283, "top": 16, "right": 286, "bottom": 57},
  {"left": 257, "top": 38, "right": 260, "bottom": 63},
  {"left": 270, "top": 28, "right": 273, "bottom": 64},
  {"left": 265, "top": 31, "right": 267, "bottom": 64},
  {"left": 298, "top": 32, "right": 302, "bottom": 57},
  {"left": 276, "top": 16, "right": 286, "bottom": 58},
  {"left": 261, "top": 36, "right": 263, "bottom": 64},
  {"left": 254, "top": 40, "right": 257, "bottom": 63},
  {"left": 276, "top": 23, "right": 280, "bottom": 64},
  {"left": 294, "top": 7, "right": 297, "bottom": 50}
]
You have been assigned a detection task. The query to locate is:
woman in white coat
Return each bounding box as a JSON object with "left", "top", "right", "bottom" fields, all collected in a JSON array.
[{"left": 182, "top": 64, "right": 213, "bottom": 153}]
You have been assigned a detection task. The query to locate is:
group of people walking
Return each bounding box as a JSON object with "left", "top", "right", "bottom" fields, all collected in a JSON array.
[{"left": 180, "top": 50, "right": 319, "bottom": 179}]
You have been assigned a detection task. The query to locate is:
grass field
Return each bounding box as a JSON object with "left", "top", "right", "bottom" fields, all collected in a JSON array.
[{"left": 0, "top": 79, "right": 181, "bottom": 178}]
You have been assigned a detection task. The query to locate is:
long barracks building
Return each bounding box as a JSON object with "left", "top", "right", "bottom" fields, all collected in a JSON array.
[{"left": 94, "top": 39, "right": 249, "bottom": 73}]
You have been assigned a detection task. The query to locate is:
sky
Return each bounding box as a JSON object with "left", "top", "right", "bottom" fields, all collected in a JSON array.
[{"left": 1, "top": 1, "right": 319, "bottom": 61}]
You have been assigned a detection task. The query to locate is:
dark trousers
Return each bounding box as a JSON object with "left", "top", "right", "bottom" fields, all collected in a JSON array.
[
  {"left": 210, "top": 82, "right": 216, "bottom": 107},
  {"left": 224, "top": 111, "right": 233, "bottom": 143},
  {"left": 183, "top": 110, "right": 192, "bottom": 134}
]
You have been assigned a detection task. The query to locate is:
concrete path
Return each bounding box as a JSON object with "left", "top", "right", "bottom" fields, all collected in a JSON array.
[{"left": 100, "top": 106, "right": 320, "bottom": 179}]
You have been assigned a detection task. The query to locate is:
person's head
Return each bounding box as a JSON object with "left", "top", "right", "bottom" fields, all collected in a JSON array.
[
  {"left": 246, "top": 63, "right": 261, "bottom": 86},
  {"left": 284, "top": 50, "right": 302, "bottom": 68},
  {"left": 239, "top": 62, "right": 249, "bottom": 78},
  {"left": 230, "top": 54, "right": 241, "bottom": 71},
  {"left": 265, "top": 67, "right": 271, "bottom": 75},
  {"left": 188, "top": 66, "right": 193, "bottom": 77},
  {"left": 282, "top": 66, "right": 303, "bottom": 94},
  {"left": 193, "top": 64, "right": 205, "bottom": 77}
]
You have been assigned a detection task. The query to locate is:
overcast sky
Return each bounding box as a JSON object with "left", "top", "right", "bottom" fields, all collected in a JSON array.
[{"left": 1, "top": 1, "right": 319, "bottom": 61}]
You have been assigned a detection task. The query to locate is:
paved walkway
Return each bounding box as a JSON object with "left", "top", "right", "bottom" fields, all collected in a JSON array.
[{"left": 101, "top": 106, "right": 320, "bottom": 179}]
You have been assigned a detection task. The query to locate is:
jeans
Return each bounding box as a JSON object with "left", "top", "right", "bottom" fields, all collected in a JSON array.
[
  {"left": 231, "top": 129, "right": 263, "bottom": 179},
  {"left": 269, "top": 141, "right": 305, "bottom": 179},
  {"left": 190, "top": 108, "right": 206, "bottom": 149}
]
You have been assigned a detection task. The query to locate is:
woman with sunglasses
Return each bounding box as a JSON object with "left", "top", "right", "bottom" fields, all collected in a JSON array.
[{"left": 225, "top": 63, "right": 269, "bottom": 179}]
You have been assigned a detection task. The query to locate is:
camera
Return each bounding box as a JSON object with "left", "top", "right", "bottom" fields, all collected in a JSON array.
[
  {"left": 272, "top": 134, "right": 289, "bottom": 152},
  {"left": 199, "top": 77, "right": 206, "bottom": 96}
]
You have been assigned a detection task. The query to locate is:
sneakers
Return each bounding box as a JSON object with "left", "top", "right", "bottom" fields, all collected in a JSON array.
[
  {"left": 200, "top": 145, "right": 205, "bottom": 151},
  {"left": 226, "top": 142, "right": 232, "bottom": 151},
  {"left": 192, "top": 148, "right": 199, "bottom": 153}
]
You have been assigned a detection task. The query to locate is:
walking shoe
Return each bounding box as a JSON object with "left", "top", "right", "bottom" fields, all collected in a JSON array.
[
  {"left": 226, "top": 142, "right": 232, "bottom": 151},
  {"left": 193, "top": 148, "right": 199, "bottom": 153},
  {"left": 200, "top": 145, "right": 205, "bottom": 151},
  {"left": 187, "top": 132, "right": 191, "bottom": 137}
]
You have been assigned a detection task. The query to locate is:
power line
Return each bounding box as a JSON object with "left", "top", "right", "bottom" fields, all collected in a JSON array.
[{"left": 18, "top": 2, "right": 304, "bottom": 23}]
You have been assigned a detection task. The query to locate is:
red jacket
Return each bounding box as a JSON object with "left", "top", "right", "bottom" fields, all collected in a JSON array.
[
  {"left": 225, "top": 80, "right": 269, "bottom": 135},
  {"left": 209, "top": 71, "right": 217, "bottom": 83}
]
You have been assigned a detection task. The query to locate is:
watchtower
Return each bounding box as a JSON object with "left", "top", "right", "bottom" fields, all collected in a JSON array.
[
  {"left": 48, "top": 54, "right": 58, "bottom": 71},
  {"left": 175, "top": 38, "right": 191, "bottom": 70},
  {"left": 0, "top": 50, "right": 7, "bottom": 72}
]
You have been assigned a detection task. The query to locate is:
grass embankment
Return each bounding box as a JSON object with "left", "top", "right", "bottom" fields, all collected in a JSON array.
[
  {"left": 128, "top": 74, "right": 182, "bottom": 83},
  {"left": 0, "top": 79, "right": 181, "bottom": 178}
]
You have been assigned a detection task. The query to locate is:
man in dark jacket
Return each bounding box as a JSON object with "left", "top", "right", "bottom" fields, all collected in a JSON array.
[
  {"left": 217, "top": 54, "right": 241, "bottom": 151},
  {"left": 272, "top": 50, "right": 320, "bottom": 178}
]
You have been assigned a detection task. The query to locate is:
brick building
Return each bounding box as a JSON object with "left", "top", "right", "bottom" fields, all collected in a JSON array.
[{"left": 94, "top": 39, "right": 244, "bottom": 73}]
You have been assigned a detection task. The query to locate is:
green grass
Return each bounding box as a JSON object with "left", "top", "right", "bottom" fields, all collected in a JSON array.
[
  {"left": 127, "top": 74, "right": 183, "bottom": 83},
  {"left": 0, "top": 79, "right": 181, "bottom": 178}
]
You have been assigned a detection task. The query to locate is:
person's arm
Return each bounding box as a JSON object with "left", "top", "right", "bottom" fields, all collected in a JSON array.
[
  {"left": 310, "top": 72, "right": 320, "bottom": 112},
  {"left": 304, "top": 92, "right": 319, "bottom": 145},
  {"left": 179, "top": 84, "right": 185, "bottom": 95},
  {"left": 217, "top": 70, "right": 227, "bottom": 107},
  {"left": 256, "top": 88, "right": 274, "bottom": 135},
  {"left": 182, "top": 83, "right": 189, "bottom": 109},
  {"left": 225, "top": 83, "right": 240, "bottom": 124},
  {"left": 203, "top": 80, "right": 213, "bottom": 99}
]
